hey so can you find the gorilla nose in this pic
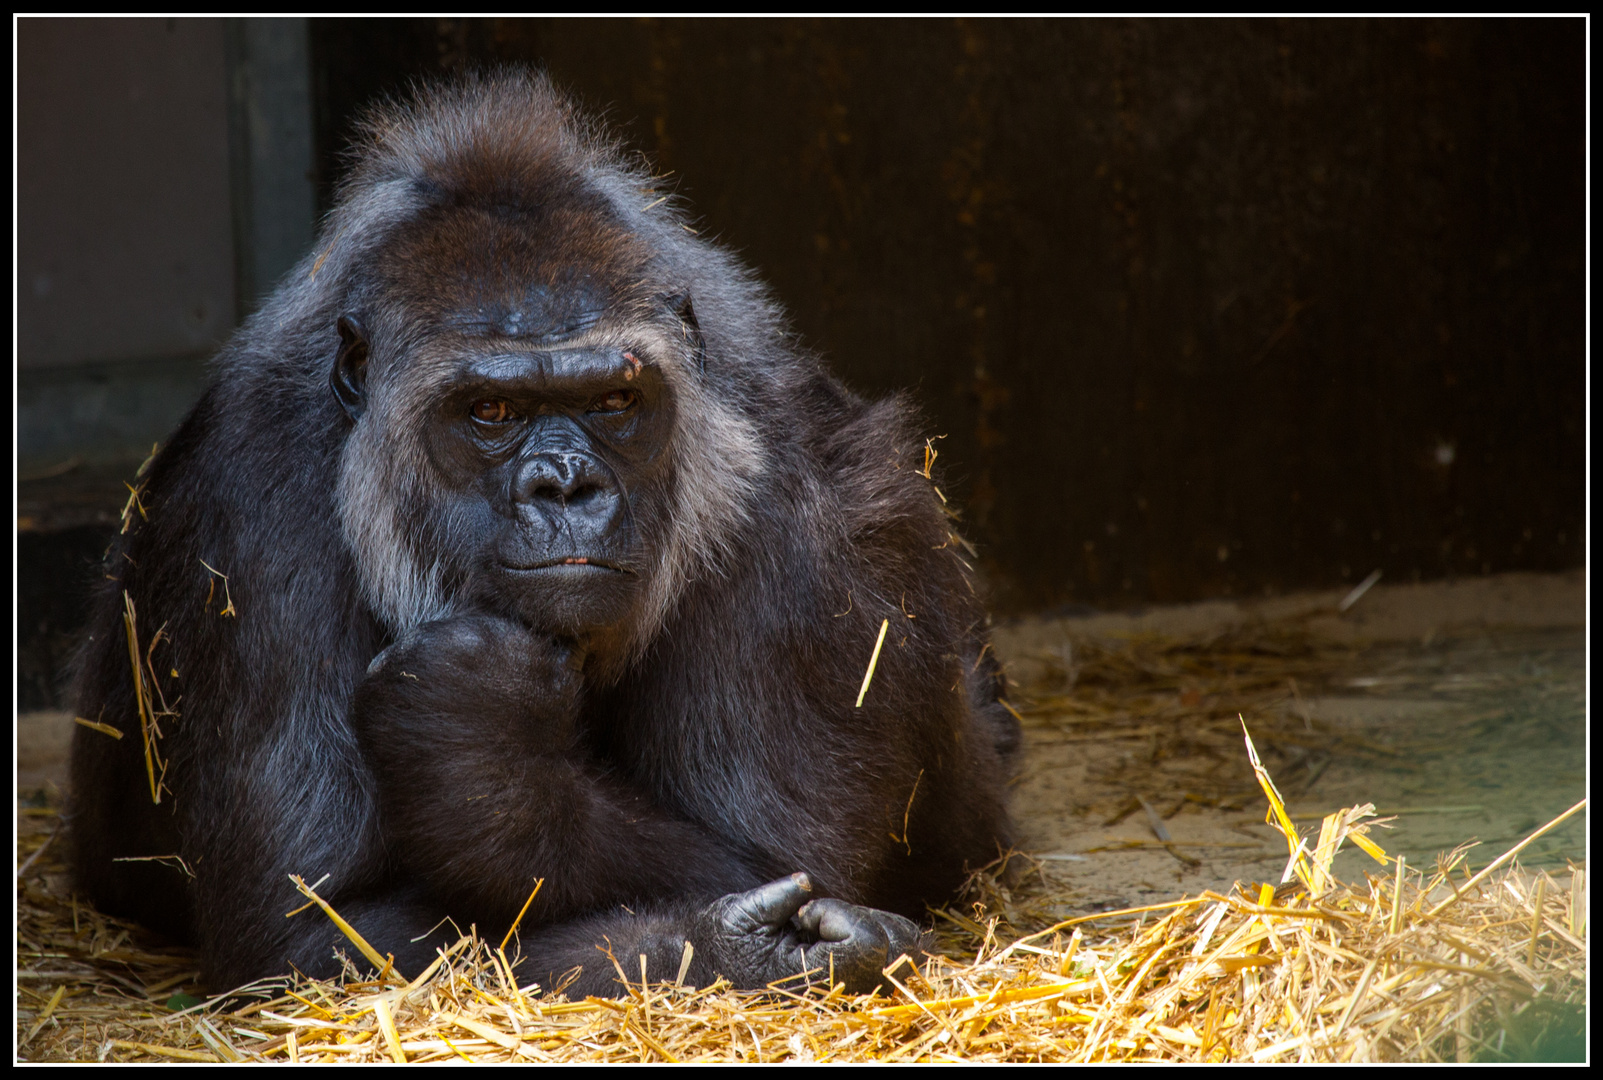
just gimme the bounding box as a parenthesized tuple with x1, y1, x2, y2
(516, 453, 620, 522)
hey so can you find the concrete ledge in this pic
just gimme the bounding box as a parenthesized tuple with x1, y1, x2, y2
(994, 569, 1587, 665)
(18, 355, 211, 472)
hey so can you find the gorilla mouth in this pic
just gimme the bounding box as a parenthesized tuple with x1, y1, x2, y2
(505, 557, 632, 574)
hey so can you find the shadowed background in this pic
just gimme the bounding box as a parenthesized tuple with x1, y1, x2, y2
(17, 18, 1585, 707)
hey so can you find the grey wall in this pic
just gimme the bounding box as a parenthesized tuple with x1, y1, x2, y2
(226, 19, 317, 319)
(17, 17, 315, 472)
(19, 18, 235, 371)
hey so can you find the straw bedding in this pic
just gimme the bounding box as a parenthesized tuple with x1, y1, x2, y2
(16, 627, 1587, 1062)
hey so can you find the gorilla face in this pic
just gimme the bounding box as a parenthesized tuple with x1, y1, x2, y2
(327, 197, 703, 645)
(441, 338, 679, 635)
(334, 311, 681, 640)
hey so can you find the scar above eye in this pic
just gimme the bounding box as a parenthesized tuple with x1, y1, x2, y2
(623, 351, 642, 380)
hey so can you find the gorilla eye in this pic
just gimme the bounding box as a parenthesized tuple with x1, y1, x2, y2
(471, 399, 516, 424)
(592, 389, 637, 414)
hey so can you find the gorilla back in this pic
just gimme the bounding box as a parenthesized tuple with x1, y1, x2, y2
(71, 73, 1019, 996)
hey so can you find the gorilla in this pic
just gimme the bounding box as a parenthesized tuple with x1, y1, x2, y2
(69, 72, 1018, 998)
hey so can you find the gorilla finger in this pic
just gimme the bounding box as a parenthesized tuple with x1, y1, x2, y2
(721, 873, 813, 931)
(431, 614, 538, 659)
(369, 616, 503, 672)
(795, 898, 889, 949)
(800, 939, 900, 995)
(867, 909, 928, 958)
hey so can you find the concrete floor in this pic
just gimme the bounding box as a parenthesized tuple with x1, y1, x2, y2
(993, 569, 1587, 915)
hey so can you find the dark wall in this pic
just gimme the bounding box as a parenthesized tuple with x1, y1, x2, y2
(18, 18, 316, 474)
(19, 18, 234, 369)
(312, 18, 1584, 613)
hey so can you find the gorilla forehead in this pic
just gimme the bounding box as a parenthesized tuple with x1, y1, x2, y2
(379, 194, 656, 343)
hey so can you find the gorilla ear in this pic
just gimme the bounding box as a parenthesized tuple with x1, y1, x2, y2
(664, 293, 706, 377)
(332, 315, 370, 419)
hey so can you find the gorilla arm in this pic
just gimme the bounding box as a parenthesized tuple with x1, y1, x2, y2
(348, 613, 924, 995)
(348, 613, 761, 923)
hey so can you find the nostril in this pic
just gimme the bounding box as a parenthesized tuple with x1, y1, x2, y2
(567, 480, 603, 505)
(516, 453, 614, 509)
(522, 473, 569, 503)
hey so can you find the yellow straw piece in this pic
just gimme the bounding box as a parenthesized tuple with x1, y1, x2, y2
(855, 618, 890, 708)
(21, 984, 66, 1046)
(1241, 718, 1311, 888)
(374, 997, 407, 1063)
(109, 1042, 218, 1062)
(73, 717, 124, 739)
(1425, 798, 1586, 917)
(500, 878, 545, 951)
(287, 874, 402, 982)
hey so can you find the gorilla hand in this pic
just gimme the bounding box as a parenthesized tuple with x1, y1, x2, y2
(354, 612, 584, 755)
(697, 874, 927, 994)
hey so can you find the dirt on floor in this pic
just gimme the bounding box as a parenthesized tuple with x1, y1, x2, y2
(992, 568, 1587, 920)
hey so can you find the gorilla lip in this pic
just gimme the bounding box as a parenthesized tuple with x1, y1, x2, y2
(505, 557, 632, 574)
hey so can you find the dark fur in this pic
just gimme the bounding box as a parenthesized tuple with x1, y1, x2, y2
(69, 73, 1018, 996)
